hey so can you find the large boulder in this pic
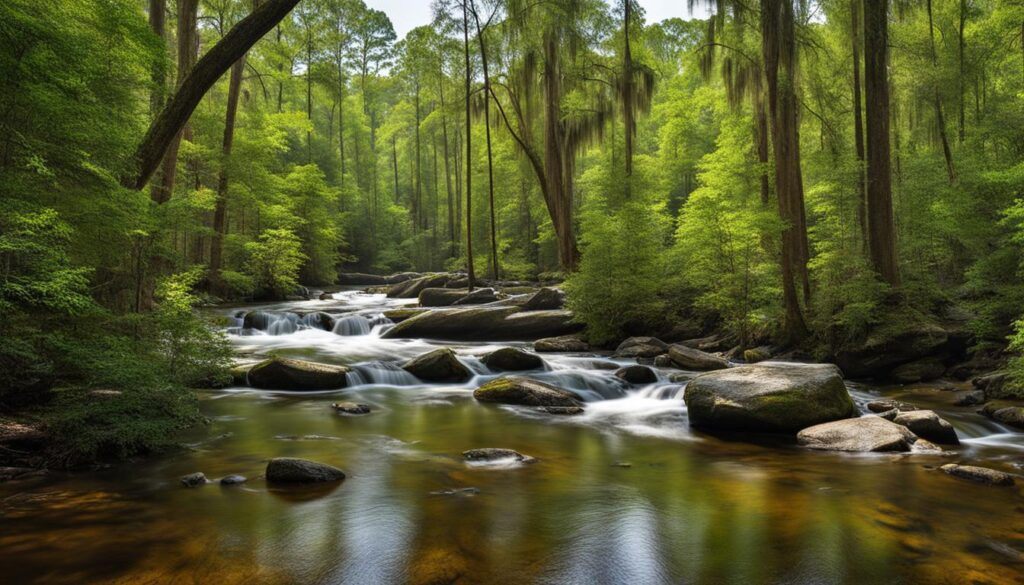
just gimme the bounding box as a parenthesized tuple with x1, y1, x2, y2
(474, 376, 582, 407)
(979, 401, 1024, 429)
(668, 344, 731, 371)
(684, 363, 856, 433)
(453, 288, 499, 306)
(402, 348, 471, 382)
(940, 464, 1015, 486)
(482, 347, 545, 371)
(535, 335, 590, 353)
(893, 410, 959, 444)
(265, 458, 346, 483)
(381, 306, 583, 341)
(418, 287, 469, 307)
(615, 365, 658, 385)
(247, 357, 349, 391)
(614, 337, 668, 359)
(835, 323, 951, 379)
(797, 416, 918, 452)
(890, 357, 946, 384)
(388, 273, 452, 298)
(383, 308, 429, 323)
(522, 287, 564, 311)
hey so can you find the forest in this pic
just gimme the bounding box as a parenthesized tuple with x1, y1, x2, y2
(2, 0, 1024, 583)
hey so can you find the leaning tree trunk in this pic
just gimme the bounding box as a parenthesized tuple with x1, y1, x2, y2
(152, 0, 198, 204)
(542, 35, 579, 273)
(864, 0, 901, 287)
(463, 0, 475, 290)
(125, 0, 302, 191)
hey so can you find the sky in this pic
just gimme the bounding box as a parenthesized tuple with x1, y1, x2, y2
(365, 0, 709, 41)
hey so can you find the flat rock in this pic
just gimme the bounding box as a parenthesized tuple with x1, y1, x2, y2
(537, 406, 584, 415)
(332, 402, 371, 415)
(534, 335, 590, 352)
(797, 417, 918, 452)
(893, 410, 959, 444)
(462, 448, 536, 464)
(474, 376, 582, 407)
(940, 464, 1015, 486)
(614, 337, 668, 359)
(482, 347, 545, 371)
(265, 458, 346, 483)
(388, 273, 452, 298)
(615, 365, 658, 385)
(418, 287, 469, 307)
(219, 475, 247, 486)
(382, 306, 582, 341)
(867, 399, 917, 413)
(452, 287, 498, 305)
(668, 344, 731, 371)
(247, 357, 349, 391)
(402, 348, 471, 382)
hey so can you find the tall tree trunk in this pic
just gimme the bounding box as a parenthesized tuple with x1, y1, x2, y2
(754, 98, 770, 206)
(152, 0, 198, 203)
(415, 81, 423, 230)
(623, 0, 635, 176)
(463, 0, 475, 290)
(209, 47, 248, 289)
(927, 0, 957, 183)
(149, 0, 167, 115)
(958, 0, 966, 144)
(306, 27, 313, 163)
(762, 0, 809, 342)
(864, 0, 901, 287)
(542, 35, 579, 273)
(440, 73, 456, 258)
(471, 2, 499, 280)
(392, 134, 400, 204)
(851, 0, 868, 248)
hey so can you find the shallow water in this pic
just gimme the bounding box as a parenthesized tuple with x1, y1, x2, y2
(2, 290, 1022, 584)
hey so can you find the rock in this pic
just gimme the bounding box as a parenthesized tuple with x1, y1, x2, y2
(430, 487, 480, 496)
(535, 335, 590, 352)
(220, 475, 247, 486)
(797, 417, 918, 452)
(979, 401, 1024, 429)
(388, 273, 452, 298)
(339, 272, 422, 285)
(462, 448, 536, 464)
(382, 306, 583, 341)
(668, 372, 696, 383)
(402, 348, 471, 382)
(614, 337, 669, 359)
(615, 365, 658, 385)
(941, 464, 1015, 486)
(247, 357, 349, 391)
(418, 287, 469, 307)
(474, 376, 582, 407)
(743, 346, 772, 364)
(180, 472, 208, 487)
(835, 323, 951, 379)
(382, 308, 429, 323)
(653, 354, 674, 367)
(590, 360, 620, 370)
(954, 390, 986, 406)
(452, 287, 498, 305)
(911, 439, 943, 452)
(867, 399, 917, 413)
(318, 292, 333, 300)
(229, 364, 252, 386)
(971, 372, 1021, 399)
(537, 406, 584, 415)
(265, 458, 346, 483)
(667, 344, 731, 371)
(332, 402, 371, 415)
(482, 347, 545, 371)
(893, 410, 960, 444)
(890, 357, 946, 383)
(522, 287, 564, 311)
(0, 467, 47, 482)
(684, 363, 856, 433)
(876, 408, 900, 421)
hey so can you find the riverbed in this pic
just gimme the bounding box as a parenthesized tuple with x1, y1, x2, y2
(1, 289, 1021, 584)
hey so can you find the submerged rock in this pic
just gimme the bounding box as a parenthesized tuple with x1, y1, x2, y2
(219, 474, 247, 486)
(954, 390, 986, 406)
(332, 402, 371, 415)
(893, 410, 959, 444)
(482, 347, 545, 371)
(180, 472, 208, 487)
(667, 344, 731, 371)
(382, 306, 582, 341)
(522, 287, 564, 311)
(684, 363, 856, 433)
(535, 335, 590, 353)
(247, 357, 349, 391)
(265, 458, 346, 483)
(615, 365, 658, 385)
(614, 337, 668, 359)
(797, 417, 917, 452)
(474, 376, 582, 407)
(940, 464, 1015, 486)
(462, 448, 536, 464)
(402, 348, 471, 382)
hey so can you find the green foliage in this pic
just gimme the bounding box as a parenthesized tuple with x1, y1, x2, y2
(245, 229, 307, 299)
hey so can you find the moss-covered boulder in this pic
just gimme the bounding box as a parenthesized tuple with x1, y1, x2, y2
(797, 416, 918, 452)
(265, 457, 346, 483)
(893, 410, 959, 444)
(453, 287, 498, 305)
(418, 287, 469, 307)
(383, 308, 429, 323)
(614, 337, 668, 359)
(473, 376, 582, 407)
(979, 401, 1024, 429)
(482, 347, 545, 371)
(535, 335, 590, 353)
(835, 323, 951, 379)
(522, 287, 564, 311)
(381, 306, 582, 341)
(668, 344, 731, 371)
(402, 348, 471, 382)
(684, 363, 855, 433)
(890, 357, 946, 383)
(246, 357, 349, 391)
(387, 273, 452, 298)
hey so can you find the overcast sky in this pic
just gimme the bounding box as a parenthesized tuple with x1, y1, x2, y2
(365, 0, 710, 41)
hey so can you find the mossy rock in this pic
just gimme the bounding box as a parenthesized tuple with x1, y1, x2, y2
(979, 401, 1024, 429)
(402, 348, 471, 382)
(265, 457, 346, 483)
(381, 306, 582, 341)
(482, 347, 545, 371)
(387, 273, 452, 298)
(246, 357, 349, 391)
(534, 335, 590, 353)
(383, 308, 429, 323)
(418, 287, 469, 307)
(473, 376, 582, 407)
(668, 344, 731, 371)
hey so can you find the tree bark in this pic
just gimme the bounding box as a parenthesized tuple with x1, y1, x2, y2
(209, 47, 248, 287)
(439, 71, 456, 258)
(864, 0, 901, 287)
(149, 0, 167, 115)
(958, 0, 966, 144)
(851, 0, 868, 248)
(926, 0, 957, 183)
(543, 35, 579, 273)
(463, 0, 475, 290)
(125, 0, 302, 191)
(151, 0, 198, 203)
(471, 1, 499, 280)
(623, 0, 635, 176)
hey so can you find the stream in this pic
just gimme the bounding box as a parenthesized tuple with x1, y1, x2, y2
(1, 288, 1022, 584)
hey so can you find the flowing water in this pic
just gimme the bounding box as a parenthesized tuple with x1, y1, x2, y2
(1, 289, 1022, 584)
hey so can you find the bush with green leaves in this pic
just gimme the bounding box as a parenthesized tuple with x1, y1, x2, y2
(244, 228, 307, 300)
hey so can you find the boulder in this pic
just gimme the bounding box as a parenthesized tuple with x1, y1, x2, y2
(338, 272, 388, 285)
(452, 288, 498, 305)
(797, 417, 917, 452)
(332, 402, 371, 415)
(537, 406, 584, 415)
(382, 306, 583, 341)
(979, 401, 1024, 429)
(614, 337, 668, 359)
(265, 458, 346, 483)
(835, 323, 951, 379)
(474, 376, 582, 407)
(318, 292, 334, 301)
(247, 357, 349, 391)
(219, 475, 247, 486)
(590, 360, 620, 370)
(668, 344, 731, 371)
(418, 287, 469, 307)
(684, 363, 856, 433)
(867, 399, 917, 413)
(893, 410, 959, 444)
(402, 348, 471, 383)
(743, 346, 772, 364)
(615, 365, 658, 385)
(462, 448, 536, 464)
(535, 335, 590, 353)
(388, 273, 451, 298)
(230, 364, 252, 386)
(522, 287, 564, 311)
(954, 390, 986, 406)
(653, 354, 674, 367)
(180, 472, 208, 487)
(383, 308, 428, 323)
(890, 357, 946, 384)
(940, 464, 1015, 486)
(482, 347, 545, 371)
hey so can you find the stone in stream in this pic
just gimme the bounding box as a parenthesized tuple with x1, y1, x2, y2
(866, 399, 918, 413)
(462, 448, 536, 464)
(418, 287, 468, 307)
(383, 308, 428, 323)
(537, 406, 584, 415)
(978, 401, 1024, 429)
(430, 487, 480, 496)
(265, 458, 346, 483)
(402, 348, 471, 383)
(667, 344, 731, 371)
(940, 464, 1015, 486)
(743, 346, 773, 364)
(834, 323, 952, 379)
(180, 472, 209, 487)
(614, 337, 668, 359)
(684, 363, 856, 433)
(482, 347, 545, 371)
(653, 354, 674, 367)
(246, 357, 349, 391)
(474, 376, 582, 408)
(797, 417, 918, 452)
(230, 364, 253, 386)
(892, 410, 960, 445)
(332, 402, 371, 415)
(890, 357, 947, 384)
(522, 287, 564, 311)
(381, 306, 583, 341)
(452, 288, 498, 305)
(615, 365, 658, 385)
(318, 292, 333, 301)
(387, 273, 452, 298)
(219, 475, 247, 486)
(535, 335, 590, 353)
(954, 390, 986, 406)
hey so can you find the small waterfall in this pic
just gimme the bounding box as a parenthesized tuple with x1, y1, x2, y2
(350, 361, 419, 386)
(333, 314, 372, 336)
(539, 370, 629, 401)
(636, 384, 685, 400)
(368, 314, 395, 336)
